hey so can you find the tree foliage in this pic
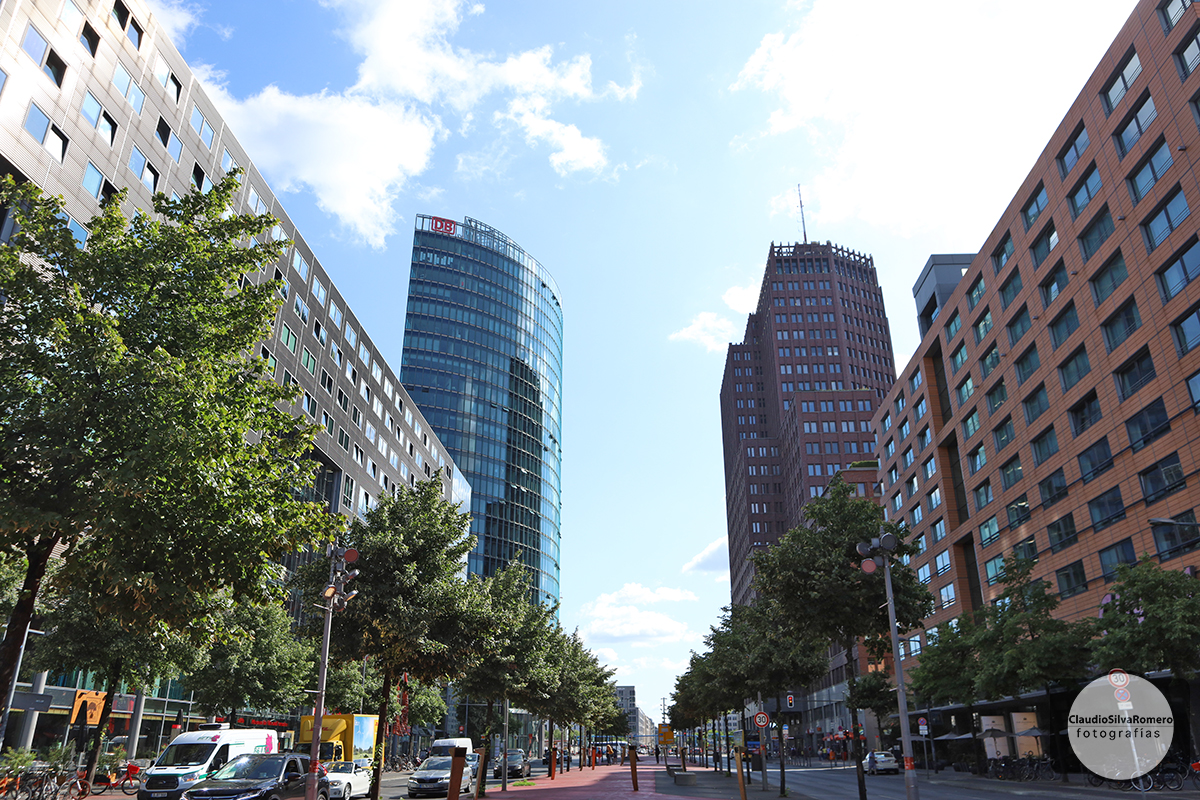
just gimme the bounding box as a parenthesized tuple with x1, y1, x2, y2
(1093, 558, 1200, 682)
(0, 174, 338, 708)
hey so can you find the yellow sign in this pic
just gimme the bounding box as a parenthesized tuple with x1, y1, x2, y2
(657, 724, 674, 745)
(70, 690, 106, 725)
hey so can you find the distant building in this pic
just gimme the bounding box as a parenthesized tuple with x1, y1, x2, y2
(719, 241, 898, 604)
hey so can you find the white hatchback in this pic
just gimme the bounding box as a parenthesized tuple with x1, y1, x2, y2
(326, 761, 372, 798)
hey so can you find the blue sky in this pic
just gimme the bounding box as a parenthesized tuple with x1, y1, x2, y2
(146, 0, 1137, 723)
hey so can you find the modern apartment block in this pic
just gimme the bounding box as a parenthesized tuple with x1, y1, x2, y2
(719, 241, 897, 605)
(877, 0, 1200, 662)
(402, 215, 564, 607)
(0, 0, 464, 751)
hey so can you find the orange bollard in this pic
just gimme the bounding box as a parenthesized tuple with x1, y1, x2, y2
(630, 747, 639, 792)
(549, 747, 556, 780)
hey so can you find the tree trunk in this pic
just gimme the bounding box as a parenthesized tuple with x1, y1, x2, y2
(845, 642, 866, 800)
(85, 664, 122, 783)
(775, 693, 786, 797)
(0, 538, 57, 725)
(368, 668, 393, 800)
(477, 699, 494, 796)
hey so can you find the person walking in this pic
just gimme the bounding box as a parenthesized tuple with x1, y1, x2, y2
(654, 745, 660, 764)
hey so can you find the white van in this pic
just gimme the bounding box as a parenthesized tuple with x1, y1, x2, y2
(428, 738, 473, 757)
(138, 725, 279, 800)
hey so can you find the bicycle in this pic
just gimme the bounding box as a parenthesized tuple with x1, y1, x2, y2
(88, 763, 139, 795)
(57, 770, 89, 800)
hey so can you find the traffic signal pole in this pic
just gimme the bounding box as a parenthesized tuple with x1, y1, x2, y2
(883, 551, 919, 800)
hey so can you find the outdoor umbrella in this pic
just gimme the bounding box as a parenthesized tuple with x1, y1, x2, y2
(1013, 727, 1051, 737)
(980, 728, 1015, 738)
(934, 732, 973, 740)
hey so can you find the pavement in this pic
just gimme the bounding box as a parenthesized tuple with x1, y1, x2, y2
(375, 756, 1200, 800)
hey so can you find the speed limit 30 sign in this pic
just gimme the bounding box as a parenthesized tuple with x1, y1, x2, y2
(754, 712, 770, 728)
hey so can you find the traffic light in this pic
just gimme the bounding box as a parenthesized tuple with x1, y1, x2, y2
(324, 545, 361, 609)
(786, 694, 794, 710)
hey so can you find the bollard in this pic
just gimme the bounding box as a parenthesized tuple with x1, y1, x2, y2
(630, 746, 638, 792)
(446, 748, 466, 799)
(734, 747, 748, 800)
(549, 747, 556, 780)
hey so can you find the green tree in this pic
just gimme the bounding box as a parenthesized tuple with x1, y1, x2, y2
(0, 174, 337, 711)
(294, 479, 485, 800)
(752, 475, 933, 800)
(186, 600, 314, 722)
(845, 670, 895, 740)
(908, 614, 984, 768)
(1093, 558, 1200, 683)
(30, 582, 203, 781)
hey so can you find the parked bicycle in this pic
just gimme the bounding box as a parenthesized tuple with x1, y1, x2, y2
(88, 763, 140, 795)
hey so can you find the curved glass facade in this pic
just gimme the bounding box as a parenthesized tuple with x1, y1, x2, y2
(402, 216, 564, 605)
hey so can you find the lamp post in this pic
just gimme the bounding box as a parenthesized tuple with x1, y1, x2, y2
(856, 532, 919, 800)
(305, 545, 360, 800)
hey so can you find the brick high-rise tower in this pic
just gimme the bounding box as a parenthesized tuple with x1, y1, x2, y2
(720, 241, 897, 604)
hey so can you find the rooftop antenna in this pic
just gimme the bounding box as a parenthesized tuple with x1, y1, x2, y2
(797, 184, 808, 244)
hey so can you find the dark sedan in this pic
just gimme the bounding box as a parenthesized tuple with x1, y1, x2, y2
(491, 750, 530, 779)
(181, 755, 328, 800)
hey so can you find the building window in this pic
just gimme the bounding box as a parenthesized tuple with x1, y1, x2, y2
(1115, 349, 1156, 400)
(1093, 252, 1129, 306)
(1099, 539, 1137, 581)
(1039, 468, 1068, 506)
(1023, 184, 1049, 230)
(974, 480, 993, 510)
(1024, 384, 1049, 424)
(939, 583, 957, 609)
(993, 233, 1015, 272)
(985, 555, 1006, 585)
(1070, 391, 1102, 437)
(156, 117, 183, 162)
(914, 397, 927, 419)
(987, 381, 1008, 415)
(1079, 437, 1114, 483)
(994, 416, 1015, 452)
(22, 25, 66, 87)
(111, 62, 146, 113)
(1015, 345, 1040, 385)
(973, 308, 994, 343)
(980, 515, 1000, 546)
(918, 564, 931, 584)
(968, 275, 986, 310)
(980, 345, 1001, 379)
(1013, 534, 1038, 562)
(1031, 224, 1059, 267)
(1129, 140, 1172, 203)
(951, 344, 968, 373)
(945, 310, 962, 340)
(1008, 305, 1032, 346)
(1144, 189, 1190, 250)
(923, 456, 937, 479)
(1188, 369, 1200, 407)
(910, 505, 924, 526)
(1048, 513, 1078, 553)
(1041, 262, 1069, 306)
(1056, 560, 1088, 598)
(1102, 300, 1141, 352)
(1058, 347, 1091, 392)
(23, 103, 68, 162)
(1007, 494, 1031, 527)
(969, 444, 988, 474)
(1001, 456, 1024, 490)
(1000, 269, 1023, 310)
(963, 409, 981, 439)
(932, 518, 947, 542)
(957, 375, 975, 407)
(1106, 51, 1143, 112)
(1139, 452, 1186, 504)
(191, 104, 216, 148)
(1032, 427, 1059, 465)
(280, 323, 298, 354)
(1050, 303, 1080, 349)
(81, 92, 117, 146)
(1089, 486, 1127, 531)
(934, 550, 951, 576)
(1180, 25, 1200, 76)
(1161, 0, 1193, 31)
(1117, 94, 1157, 157)
(1152, 511, 1200, 560)
(1060, 125, 1091, 175)
(1079, 208, 1115, 261)
(1070, 167, 1103, 217)
(127, 145, 158, 192)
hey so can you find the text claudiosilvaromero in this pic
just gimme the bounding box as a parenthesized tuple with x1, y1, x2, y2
(1068, 714, 1173, 725)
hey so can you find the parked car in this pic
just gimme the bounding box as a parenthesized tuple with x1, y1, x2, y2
(492, 750, 530, 779)
(180, 754, 328, 800)
(863, 751, 900, 775)
(464, 753, 479, 779)
(406, 757, 473, 798)
(325, 762, 371, 799)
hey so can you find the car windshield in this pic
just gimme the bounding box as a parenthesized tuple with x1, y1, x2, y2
(327, 763, 355, 774)
(211, 757, 281, 781)
(156, 743, 217, 767)
(506, 754, 523, 763)
(420, 758, 452, 771)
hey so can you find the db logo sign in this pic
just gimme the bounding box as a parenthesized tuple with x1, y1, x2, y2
(431, 217, 457, 235)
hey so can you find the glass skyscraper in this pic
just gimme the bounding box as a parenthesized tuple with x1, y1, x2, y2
(402, 215, 564, 606)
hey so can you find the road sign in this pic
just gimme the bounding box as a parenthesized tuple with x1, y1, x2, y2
(754, 711, 769, 728)
(11, 692, 51, 712)
(918, 716, 928, 736)
(786, 694, 794, 709)
(657, 724, 674, 745)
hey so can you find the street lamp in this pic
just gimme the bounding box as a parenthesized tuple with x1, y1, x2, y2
(305, 545, 359, 800)
(856, 532, 919, 800)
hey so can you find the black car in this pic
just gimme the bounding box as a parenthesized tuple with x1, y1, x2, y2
(491, 750, 530, 779)
(182, 755, 329, 800)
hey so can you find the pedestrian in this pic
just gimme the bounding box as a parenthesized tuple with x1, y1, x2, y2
(654, 745, 660, 764)
(606, 745, 614, 765)
(867, 750, 876, 775)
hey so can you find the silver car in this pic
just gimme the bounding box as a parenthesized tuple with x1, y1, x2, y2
(406, 757, 473, 798)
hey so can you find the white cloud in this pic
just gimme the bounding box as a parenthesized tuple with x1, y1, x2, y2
(144, 0, 212, 46)
(578, 583, 699, 647)
(682, 537, 728, 574)
(722, 282, 759, 314)
(669, 312, 735, 352)
(732, 0, 1134, 243)
(184, 0, 636, 246)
